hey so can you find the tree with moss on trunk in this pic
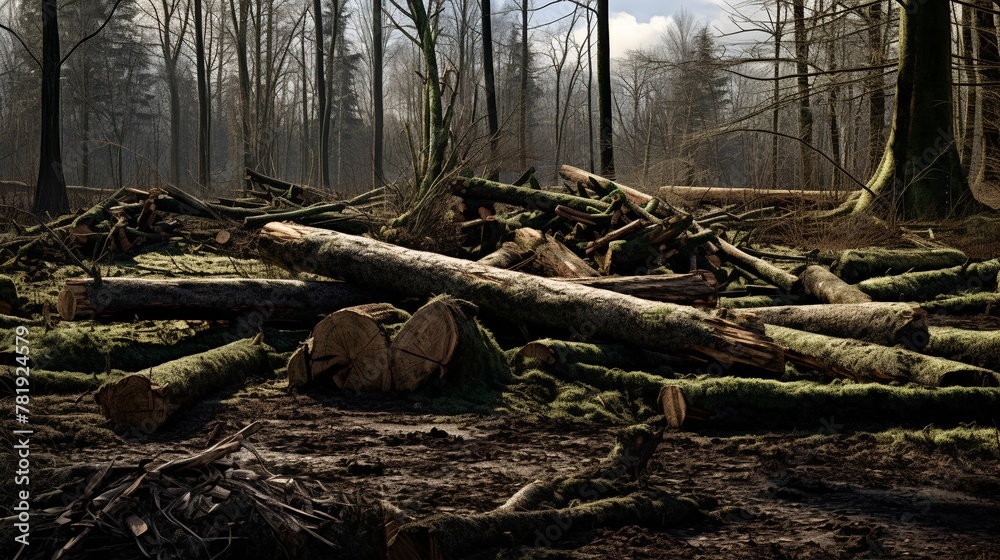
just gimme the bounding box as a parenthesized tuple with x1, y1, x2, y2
(853, 0, 987, 219)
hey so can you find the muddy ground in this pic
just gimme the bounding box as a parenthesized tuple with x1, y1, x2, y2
(3, 381, 998, 559)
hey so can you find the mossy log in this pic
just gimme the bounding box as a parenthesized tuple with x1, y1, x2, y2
(289, 303, 410, 391)
(512, 228, 599, 277)
(661, 377, 1000, 429)
(0, 369, 123, 394)
(657, 185, 851, 207)
(387, 490, 705, 560)
(57, 278, 382, 322)
(719, 294, 806, 309)
(558, 165, 664, 209)
(451, 176, 611, 214)
(390, 297, 511, 391)
(832, 247, 968, 283)
(515, 339, 683, 374)
(716, 238, 798, 292)
(741, 302, 927, 349)
(765, 325, 998, 387)
(796, 265, 872, 304)
(476, 242, 531, 269)
(95, 337, 273, 431)
(856, 259, 1000, 301)
(920, 292, 1000, 315)
(242, 202, 347, 227)
(558, 272, 718, 306)
(925, 326, 1000, 373)
(258, 223, 785, 373)
(0, 275, 17, 314)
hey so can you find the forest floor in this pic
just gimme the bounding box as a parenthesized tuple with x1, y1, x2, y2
(13, 386, 1000, 559)
(2, 188, 1000, 559)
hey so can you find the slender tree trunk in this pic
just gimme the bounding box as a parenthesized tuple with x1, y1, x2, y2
(520, 0, 528, 169)
(373, 0, 384, 186)
(792, 0, 813, 187)
(867, 0, 886, 172)
(597, 0, 614, 178)
(976, 0, 1000, 183)
(195, 0, 210, 188)
(855, 0, 983, 219)
(771, 0, 781, 189)
(313, 0, 329, 188)
(300, 24, 310, 181)
(80, 70, 90, 187)
(482, 0, 499, 180)
(230, 0, 252, 172)
(586, 3, 595, 173)
(33, 0, 69, 217)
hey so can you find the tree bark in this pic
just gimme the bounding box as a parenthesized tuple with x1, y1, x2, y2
(512, 228, 599, 278)
(95, 337, 273, 431)
(452, 176, 611, 213)
(194, 0, 210, 188)
(792, 0, 813, 187)
(373, 0, 384, 186)
(559, 272, 718, 306)
(976, 0, 1000, 183)
(482, 0, 499, 180)
(739, 302, 928, 349)
(925, 326, 1000, 373)
(57, 277, 382, 322)
(796, 265, 872, 304)
(831, 247, 968, 283)
(856, 259, 1000, 301)
(765, 324, 998, 387)
(258, 223, 785, 372)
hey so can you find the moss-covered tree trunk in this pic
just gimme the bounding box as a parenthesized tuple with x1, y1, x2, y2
(855, 0, 983, 219)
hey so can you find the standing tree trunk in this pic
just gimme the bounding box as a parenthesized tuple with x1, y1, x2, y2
(482, 0, 499, 180)
(771, 0, 781, 188)
(976, 0, 1000, 184)
(960, 4, 977, 171)
(596, 0, 615, 178)
(792, 0, 813, 187)
(855, 0, 984, 219)
(867, 0, 886, 172)
(314, 0, 329, 188)
(585, 3, 595, 172)
(229, 0, 253, 173)
(34, 0, 69, 217)
(519, 0, 529, 170)
(194, 0, 210, 189)
(373, 0, 384, 186)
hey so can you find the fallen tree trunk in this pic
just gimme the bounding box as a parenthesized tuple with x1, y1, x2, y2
(832, 247, 968, 283)
(95, 337, 273, 431)
(657, 185, 851, 207)
(289, 303, 410, 391)
(716, 237, 798, 292)
(921, 292, 1000, 315)
(924, 326, 1000, 373)
(57, 278, 382, 322)
(741, 302, 927, 349)
(512, 228, 599, 277)
(660, 377, 1000, 429)
(765, 325, 998, 387)
(796, 265, 872, 304)
(451, 176, 611, 213)
(857, 259, 1000, 301)
(387, 490, 705, 560)
(559, 272, 718, 306)
(515, 338, 684, 374)
(259, 223, 785, 373)
(476, 242, 531, 269)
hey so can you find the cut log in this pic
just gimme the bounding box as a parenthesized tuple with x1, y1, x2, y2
(0, 369, 121, 394)
(559, 272, 718, 306)
(390, 297, 510, 391)
(657, 185, 851, 207)
(57, 278, 382, 322)
(796, 265, 872, 304)
(95, 337, 272, 432)
(857, 259, 1000, 301)
(559, 165, 659, 209)
(511, 227, 599, 277)
(475, 242, 531, 269)
(719, 294, 807, 309)
(765, 324, 998, 387)
(924, 326, 1000, 373)
(451, 176, 611, 213)
(297, 303, 410, 391)
(716, 237, 798, 292)
(258, 223, 786, 373)
(832, 247, 968, 283)
(740, 302, 928, 349)
(921, 292, 1000, 315)
(661, 377, 1000, 429)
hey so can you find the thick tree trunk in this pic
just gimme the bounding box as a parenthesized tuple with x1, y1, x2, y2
(796, 265, 872, 304)
(740, 302, 928, 349)
(793, 0, 813, 187)
(482, 0, 499, 181)
(867, 0, 886, 172)
(559, 273, 718, 306)
(259, 223, 785, 372)
(95, 337, 273, 431)
(765, 325, 998, 387)
(516, 338, 683, 373)
(57, 277, 382, 322)
(656, 185, 851, 207)
(925, 326, 1000, 373)
(373, 0, 384, 186)
(976, 0, 1000, 183)
(831, 247, 968, 283)
(195, 0, 211, 188)
(856, 259, 1000, 301)
(855, 0, 984, 218)
(33, 0, 69, 217)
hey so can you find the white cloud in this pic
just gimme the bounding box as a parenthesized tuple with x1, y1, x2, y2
(608, 13, 671, 58)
